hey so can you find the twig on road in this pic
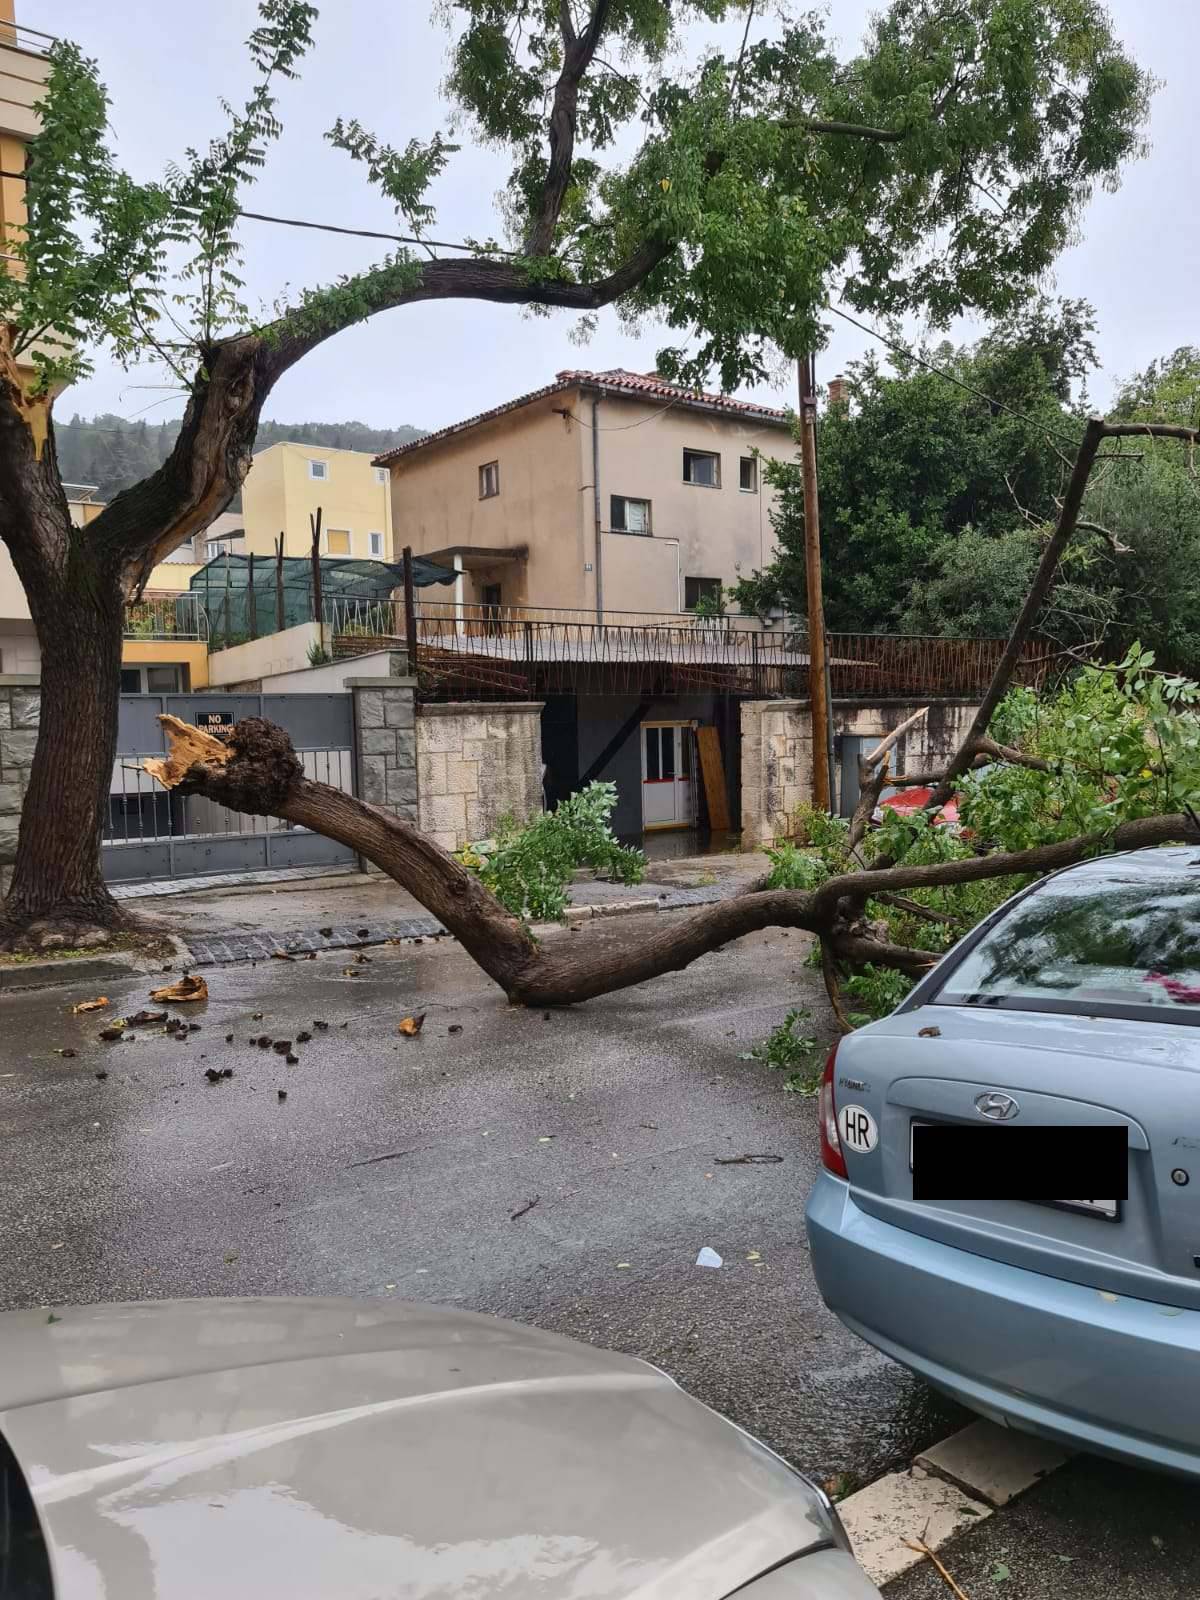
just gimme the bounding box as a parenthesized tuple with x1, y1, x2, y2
(903, 1538, 972, 1600)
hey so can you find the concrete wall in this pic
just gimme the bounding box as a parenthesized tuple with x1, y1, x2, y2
(0, 675, 38, 892)
(258, 648, 409, 694)
(207, 621, 323, 686)
(241, 443, 393, 561)
(416, 701, 544, 851)
(740, 698, 980, 845)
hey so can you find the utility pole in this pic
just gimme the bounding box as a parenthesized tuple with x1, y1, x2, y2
(797, 352, 833, 811)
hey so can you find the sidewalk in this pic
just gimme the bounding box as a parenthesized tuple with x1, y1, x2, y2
(883, 1453, 1198, 1599)
(135, 848, 766, 967)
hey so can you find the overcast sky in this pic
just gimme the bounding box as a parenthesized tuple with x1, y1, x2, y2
(41, 0, 1196, 432)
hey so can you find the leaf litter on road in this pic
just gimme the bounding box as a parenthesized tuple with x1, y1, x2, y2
(150, 975, 208, 1003)
(397, 1013, 426, 1037)
(71, 997, 109, 1013)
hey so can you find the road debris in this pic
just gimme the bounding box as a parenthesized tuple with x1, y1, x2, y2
(272, 950, 295, 961)
(97, 1025, 128, 1042)
(71, 997, 109, 1014)
(918, 1026, 943, 1038)
(272, 1040, 293, 1055)
(318, 927, 333, 937)
(341, 967, 362, 978)
(277, 1089, 288, 1102)
(313, 1019, 329, 1030)
(150, 974, 208, 1003)
(296, 1030, 312, 1043)
(286, 1053, 299, 1065)
(695, 1247, 723, 1268)
(94, 1070, 108, 1081)
(902, 1539, 972, 1600)
(447, 1024, 463, 1034)
(713, 1153, 783, 1165)
(397, 1013, 426, 1037)
(356, 927, 369, 938)
(54, 1048, 77, 1058)
(510, 1196, 540, 1221)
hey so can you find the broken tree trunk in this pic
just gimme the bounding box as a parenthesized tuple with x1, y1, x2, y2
(145, 714, 1200, 1007)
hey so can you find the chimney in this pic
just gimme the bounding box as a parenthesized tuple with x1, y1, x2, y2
(826, 374, 849, 412)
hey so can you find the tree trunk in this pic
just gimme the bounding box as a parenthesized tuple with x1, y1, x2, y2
(0, 557, 129, 947)
(146, 715, 1200, 1007)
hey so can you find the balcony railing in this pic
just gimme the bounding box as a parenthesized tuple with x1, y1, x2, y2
(123, 594, 209, 643)
(325, 596, 1051, 701)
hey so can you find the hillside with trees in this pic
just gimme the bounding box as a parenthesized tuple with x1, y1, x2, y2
(55, 415, 427, 506)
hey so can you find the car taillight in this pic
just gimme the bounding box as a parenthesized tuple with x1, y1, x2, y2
(819, 1043, 848, 1178)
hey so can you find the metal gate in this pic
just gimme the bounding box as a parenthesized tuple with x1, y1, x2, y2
(103, 693, 357, 884)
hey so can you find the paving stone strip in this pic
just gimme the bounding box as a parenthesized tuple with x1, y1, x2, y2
(182, 885, 727, 967)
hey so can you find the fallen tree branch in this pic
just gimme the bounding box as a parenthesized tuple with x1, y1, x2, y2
(865, 706, 929, 768)
(145, 716, 1200, 1006)
(873, 891, 964, 925)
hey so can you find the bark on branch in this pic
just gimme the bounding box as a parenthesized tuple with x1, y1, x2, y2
(145, 715, 1200, 1008)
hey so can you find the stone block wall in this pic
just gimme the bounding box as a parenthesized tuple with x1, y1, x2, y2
(0, 677, 40, 893)
(348, 676, 418, 826)
(740, 697, 979, 845)
(416, 701, 544, 851)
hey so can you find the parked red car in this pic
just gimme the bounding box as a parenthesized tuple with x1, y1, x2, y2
(875, 786, 961, 828)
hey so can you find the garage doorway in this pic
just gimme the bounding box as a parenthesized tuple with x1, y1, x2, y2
(641, 721, 694, 830)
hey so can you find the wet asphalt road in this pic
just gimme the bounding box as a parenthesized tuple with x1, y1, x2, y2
(0, 915, 964, 1484)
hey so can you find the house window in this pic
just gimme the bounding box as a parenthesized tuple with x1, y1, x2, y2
(326, 528, 352, 556)
(739, 456, 758, 493)
(374, 467, 388, 485)
(683, 448, 720, 487)
(146, 665, 182, 693)
(368, 531, 384, 557)
(610, 495, 651, 534)
(119, 667, 141, 693)
(479, 460, 500, 499)
(685, 576, 723, 611)
(308, 459, 328, 480)
(205, 540, 224, 560)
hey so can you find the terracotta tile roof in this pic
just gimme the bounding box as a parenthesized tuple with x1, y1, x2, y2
(373, 368, 791, 466)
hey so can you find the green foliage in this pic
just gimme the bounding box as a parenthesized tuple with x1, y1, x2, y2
(463, 782, 645, 923)
(10, 0, 1152, 407)
(740, 1008, 822, 1094)
(306, 640, 332, 666)
(842, 966, 914, 1028)
(962, 646, 1200, 850)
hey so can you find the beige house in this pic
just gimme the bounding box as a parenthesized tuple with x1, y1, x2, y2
(238, 442, 394, 563)
(376, 369, 796, 619)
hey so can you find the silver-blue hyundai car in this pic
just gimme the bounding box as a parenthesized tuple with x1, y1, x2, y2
(806, 846, 1200, 1478)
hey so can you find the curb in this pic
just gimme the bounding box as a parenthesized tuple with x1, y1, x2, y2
(836, 1420, 1072, 1589)
(0, 936, 196, 994)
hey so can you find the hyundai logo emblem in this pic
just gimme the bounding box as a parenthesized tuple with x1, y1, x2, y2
(975, 1091, 1020, 1121)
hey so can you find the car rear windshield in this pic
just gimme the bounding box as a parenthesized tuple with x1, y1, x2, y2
(932, 871, 1200, 1024)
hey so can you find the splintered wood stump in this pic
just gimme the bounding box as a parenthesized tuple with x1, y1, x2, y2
(143, 715, 235, 789)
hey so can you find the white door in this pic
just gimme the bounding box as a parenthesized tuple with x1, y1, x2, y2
(641, 723, 692, 830)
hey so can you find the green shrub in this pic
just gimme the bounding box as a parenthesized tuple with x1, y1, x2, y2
(463, 781, 645, 923)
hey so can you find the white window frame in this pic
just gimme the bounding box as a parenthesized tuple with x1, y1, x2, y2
(308, 459, 329, 481)
(368, 531, 385, 557)
(739, 455, 758, 493)
(205, 540, 223, 560)
(683, 448, 721, 488)
(479, 460, 500, 499)
(374, 466, 388, 485)
(610, 494, 652, 535)
(325, 527, 353, 557)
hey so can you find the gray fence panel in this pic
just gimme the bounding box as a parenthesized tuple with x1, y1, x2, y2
(104, 691, 358, 886)
(263, 694, 353, 747)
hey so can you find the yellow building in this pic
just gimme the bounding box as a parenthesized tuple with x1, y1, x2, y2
(240, 442, 394, 562)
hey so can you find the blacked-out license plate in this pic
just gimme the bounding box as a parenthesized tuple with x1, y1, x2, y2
(909, 1121, 1122, 1219)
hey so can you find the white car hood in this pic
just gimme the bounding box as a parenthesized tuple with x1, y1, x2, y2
(0, 1298, 834, 1599)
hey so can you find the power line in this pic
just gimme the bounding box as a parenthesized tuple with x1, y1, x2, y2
(826, 301, 1087, 451)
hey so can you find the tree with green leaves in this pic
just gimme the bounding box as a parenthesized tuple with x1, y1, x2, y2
(0, 0, 1154, 947)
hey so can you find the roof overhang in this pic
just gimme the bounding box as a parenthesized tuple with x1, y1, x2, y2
(427, 545, 528, 571)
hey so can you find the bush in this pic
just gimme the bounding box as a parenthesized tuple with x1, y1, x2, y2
(462, 781, 645, 923)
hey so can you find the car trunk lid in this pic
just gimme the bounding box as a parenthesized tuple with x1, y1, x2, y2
(837, 1006, 1200, 1308)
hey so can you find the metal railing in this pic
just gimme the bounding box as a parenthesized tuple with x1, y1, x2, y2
(123, 594, 210, 643)
(0, 23, 56, 55)
(323, 596, 1051, 701)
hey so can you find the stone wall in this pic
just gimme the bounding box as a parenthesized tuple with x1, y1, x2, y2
(416, 701, 544, 851)
(348, 677, 418, 826)
(740, 697, 979, 845)
(0, 676, 40, 893)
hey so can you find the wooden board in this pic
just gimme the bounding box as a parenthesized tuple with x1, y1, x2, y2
(695, 726, 731, 831)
